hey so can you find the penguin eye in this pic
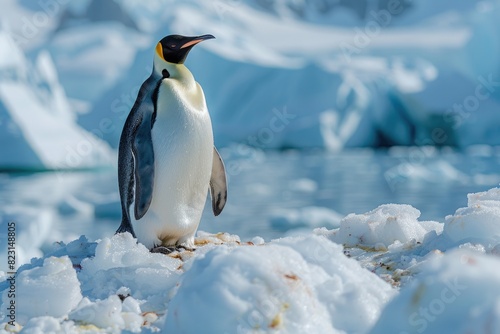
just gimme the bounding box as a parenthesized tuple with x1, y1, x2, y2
(170, 44, 177, 49)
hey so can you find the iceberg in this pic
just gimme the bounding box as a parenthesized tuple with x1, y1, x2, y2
(3, 1, 500, 150)
(0, 27, 113, 170)
(68, 0, 500, 150)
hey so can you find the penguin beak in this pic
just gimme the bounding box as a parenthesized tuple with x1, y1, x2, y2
(156, 34, 215, 64)
(180, 34, 215, 49)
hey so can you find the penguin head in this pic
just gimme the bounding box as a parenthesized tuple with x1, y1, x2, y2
(155, 34, 215, 65)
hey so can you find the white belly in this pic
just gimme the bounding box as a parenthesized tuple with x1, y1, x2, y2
(131, 81, 213, 249)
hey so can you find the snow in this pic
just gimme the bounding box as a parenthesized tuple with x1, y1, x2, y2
(76, 233, 182, 318)
(20, 317, 74, 334)
(4, 187, 500, 332)
(4, 256, 82, 325)
(165, 235, 393, 333)
(0, 232, 394, 333)
(330, 204, 442, 249)
(370, 249, 500, 334)
(69, 295, 143, 332)
(443, 187, 500, 245)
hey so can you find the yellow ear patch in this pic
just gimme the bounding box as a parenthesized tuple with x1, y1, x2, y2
(156, 42, 164, 60)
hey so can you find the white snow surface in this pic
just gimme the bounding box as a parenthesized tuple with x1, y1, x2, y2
(3, 187, 500, 333)
(8, 256, 83, 325)
(444, 187, 500, 245)
(0, 232, 394, 333)
(165, 235, 393, 333)
(330, 204, 442, 248)
(370, 249, 500, 334)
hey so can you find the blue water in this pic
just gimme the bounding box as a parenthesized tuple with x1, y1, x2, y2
(1, 148, 499, 245)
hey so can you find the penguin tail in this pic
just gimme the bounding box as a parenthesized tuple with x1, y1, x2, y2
(115, 220, 137, 238)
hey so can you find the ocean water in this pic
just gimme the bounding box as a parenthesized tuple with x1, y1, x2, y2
(1, 147, 500, 248)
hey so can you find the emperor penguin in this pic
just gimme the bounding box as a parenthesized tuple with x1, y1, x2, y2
(116, 34, 227, 253)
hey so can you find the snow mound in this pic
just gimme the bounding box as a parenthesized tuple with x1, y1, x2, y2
(164, 235, 395, 333)
(7, 186, 500, 332)
(371, 249, 500, 334)
(330, 204, 442, 248)
(18, 316, 76, 334)
(69, 295, 143, 332)
(4, 256, 82, 325)
(0, 233, 395, 333)
(78, 232, 182, 313)
(444, 187, 500, 245)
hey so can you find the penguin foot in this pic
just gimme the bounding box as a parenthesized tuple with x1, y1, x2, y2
(150, 246, 177, 254)
(150, 245, 195, 254)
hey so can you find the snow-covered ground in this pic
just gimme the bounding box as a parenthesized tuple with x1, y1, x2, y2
(2, 186, 500, 333)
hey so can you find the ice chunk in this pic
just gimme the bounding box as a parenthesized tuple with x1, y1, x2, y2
(78, 233, 182, 312)
(6, 256, 82, 325)
(81, 232, 180, 273)
(164, 235, 394, 333)
(444, 188, 500, 244)
(20, 316, 77, 334)
(69, 295, 128, 329)
(0, 28, 113, 170)
(467, 187, 500, 204)
(371, 249, 500, 333)
(331, 204, 441, 248)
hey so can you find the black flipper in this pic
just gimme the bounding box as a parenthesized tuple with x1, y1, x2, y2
(117, 73, 160, 234)
(132, 105, 156, 220)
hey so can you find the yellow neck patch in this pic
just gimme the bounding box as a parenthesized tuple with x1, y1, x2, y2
(156, 42, 164, 60)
